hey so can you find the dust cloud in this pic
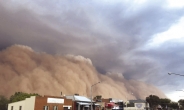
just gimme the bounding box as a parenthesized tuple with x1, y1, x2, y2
(0, 45, 166, 100)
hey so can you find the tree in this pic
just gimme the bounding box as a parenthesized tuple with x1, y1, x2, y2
(9, 92, 40, 103)
(178, 99, 184, 109)
(0, 95, 9, 110)
(146, 95, 160, 110)
(169, 102, 179, 109)
(159, 98, 171, 109)
(93, 95, 102, 102)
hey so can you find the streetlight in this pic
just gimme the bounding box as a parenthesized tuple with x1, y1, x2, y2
(91, 82, 101, 110)
(168, 72, 184, 76)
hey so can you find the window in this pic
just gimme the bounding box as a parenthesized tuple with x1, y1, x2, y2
(53, 106, 58, 110)
(43, 106, 49, 110)
(19, 106, 22, 110)
(63, 106, 71, 110)
(64, 107, 69, 110)
(11, 106, 13, 110)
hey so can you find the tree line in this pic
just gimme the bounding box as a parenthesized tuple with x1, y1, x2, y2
(146, 95, 184, 110)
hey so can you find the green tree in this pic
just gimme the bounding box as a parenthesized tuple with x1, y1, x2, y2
(0, 95, 9, 110)
(93, 95, 102, 102)
(9, 92, 40, 103)
(169, 102, 179, 109)
(146, 95, 160, 110)
(178, 99, 184, 109)
(159, 98, 171, 109)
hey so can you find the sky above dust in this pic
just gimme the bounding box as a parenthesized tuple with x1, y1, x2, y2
(0, 0, 184, 102)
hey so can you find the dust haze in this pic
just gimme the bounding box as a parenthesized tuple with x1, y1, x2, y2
(0, 45, 165, 100)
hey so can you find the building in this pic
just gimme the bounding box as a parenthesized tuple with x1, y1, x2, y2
(65, 95, 92, 110)
(8, 94, 97, 110)
(8, 94, 126, 110)
(102, 98, 124, 110)
(124, 99, 149, 110)
(8, 95, 73, 110)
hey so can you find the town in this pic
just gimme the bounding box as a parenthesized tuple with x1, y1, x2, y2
(0, 91, 183, 110)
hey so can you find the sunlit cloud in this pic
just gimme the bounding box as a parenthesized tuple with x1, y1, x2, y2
(166, 90, 184, 102)
(147, 17, 184, 47)
(167, 0, 184, 8)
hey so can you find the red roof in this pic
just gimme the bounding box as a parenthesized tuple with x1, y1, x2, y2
(105, 102, 115, 108)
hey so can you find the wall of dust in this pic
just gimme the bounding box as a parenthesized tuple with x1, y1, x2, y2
(0, 45, 166, 100)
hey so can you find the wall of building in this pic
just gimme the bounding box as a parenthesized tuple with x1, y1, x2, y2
(124, 103, 147, 110)
(102, 99, 110, 103)
(8, 96, 36, 110)
(8, 100, 25, 110)
(34, 96, 73, 110)
(25, 96, 36, 110)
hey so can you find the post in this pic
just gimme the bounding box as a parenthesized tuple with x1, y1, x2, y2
(125, 96, 127, 108)
(91, 86, 93, 110)
(91, 82, 101, 110)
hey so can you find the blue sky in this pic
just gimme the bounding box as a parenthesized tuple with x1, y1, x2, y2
(0, 0, 184, 101)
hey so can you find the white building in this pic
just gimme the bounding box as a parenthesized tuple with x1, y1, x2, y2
(8, 96, 36, 110)
(124, 99, 149, 110)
